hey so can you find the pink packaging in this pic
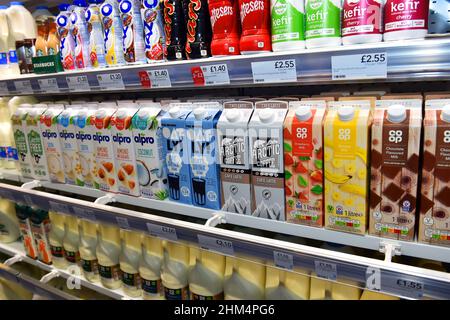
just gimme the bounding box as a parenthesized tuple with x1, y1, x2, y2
(342, 0, 383, 45)
(383, 0, 428, 41)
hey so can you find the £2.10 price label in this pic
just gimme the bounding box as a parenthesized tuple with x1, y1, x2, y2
(66, 75, 91, 92)
(97, 72, 125, 90)
(198, 234, 234, 256)
(148, 69, 172, 88)
(38, 78, 60, 93)
(251, 59, 297, 84)
(14, 80, 33, 94)
(332, 52, 387, 80)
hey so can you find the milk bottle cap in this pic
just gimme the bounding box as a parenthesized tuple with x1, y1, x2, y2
(442, 105, 450, 123)
(169, 106, 181, 118)
(259, 109, 274, 123)
(337, 106, 355, 121)
(295, 106, 312, 121)
(387, 104, 407, 123)
(193, 108, 206, 120)
(226, 109, 240, 122)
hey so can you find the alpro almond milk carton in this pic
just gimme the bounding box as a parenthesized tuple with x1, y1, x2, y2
(419, 99, 450, 246)
(369, 99, 422, 241)
(218, 101, 254, 215)
(12, 105, 33, 179)
(324, 102, 371, 235)
(249, 100, 289, 221)
(284, 101, 325, 227)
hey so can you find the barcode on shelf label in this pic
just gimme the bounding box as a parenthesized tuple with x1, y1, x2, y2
(14, 80, 33, 94)
(198, 234, 234, 256)
(148, 69, 172, 88)
(273, 251, 294, 270)
(332, 52, 387, 80)
(48, 201, 71, 214)
(38, 78, 59, 93)
(0, 81, 9, 94)
(315, 260, 337, 281)
(73, 207, 97, 221)
(200, 64, 230, 86)
(251, 59, 297, 84)
(97, 72, 125, 90)
(116, 216, 130, 230)
(66, 75, 91, 92)
(146, 223, 178, 241)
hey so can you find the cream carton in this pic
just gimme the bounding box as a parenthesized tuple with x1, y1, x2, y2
(283, 101, 325, 227)
(11, 105, 33, 179)
(324, 102, 371, 235)
(369, 100, 422, 241)
(110, 104, 141, 196)
(217, 101, 254, 214)
(249, 100, 289, 220)
(419, 99, 450, 246)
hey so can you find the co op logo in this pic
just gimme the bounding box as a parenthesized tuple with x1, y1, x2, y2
(444, 130, 450, 143)
(338, 128, 351, 141)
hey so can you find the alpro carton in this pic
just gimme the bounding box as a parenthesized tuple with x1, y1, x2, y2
(249, 100, 289, 221)
(131, 103, 168, 200)
(284, 101, 325, 227)
(11, 105, 34, 179)
(185, 103, 223, 210)
(369, 99, 423, 241)
(324, 102, 371, 235)
(161, 103, 193, 204)
(419, 99, 450, 246)
(217, 101, 254, 214)
(111, 104, 141, 196)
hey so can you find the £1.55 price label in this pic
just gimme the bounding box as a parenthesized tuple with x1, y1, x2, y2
(148, 69, 172, 88)
(66, 75, 91, 92)
(382, 276, 424, 299)
(14, 80, 33, 94)
(251, 59, 297, 84)
(97, 72, 125, 90)
(198, 234, 234, 256)
(38, 78, 60, 93)
(332, 52, 387, 80)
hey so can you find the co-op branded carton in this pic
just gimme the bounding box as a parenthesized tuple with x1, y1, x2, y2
(11, 105, 34, 179)
(218, 101, 254, 214)
(185, 103, 223, 210)
(249, 100, 289, 221)
(324, 101, 371, 235)
(161, 103, 193, 204)
(111, 104, 140, 196)
(369, 99, 422, 241)
(419, 99, 450, 246)
(284, 101, 326, 227)
(131, 102, 168, 200)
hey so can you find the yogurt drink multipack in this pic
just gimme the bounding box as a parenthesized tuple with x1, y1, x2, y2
(218, 101, 254, 214)
(249, 100, 289, 220)
(11, 105, 33, 178)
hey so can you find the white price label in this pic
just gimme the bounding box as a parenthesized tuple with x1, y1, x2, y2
(148, 69, 172, 88)
(198, 234, 234, 256)
(66, 75, 91, 92)
(273, 251, 294, 270)
(388, 278, 424, 299)
(0, 81, 9, 95)
(332, 52, 387, 80)
(49, 201, 71, 214)
(146, 223, 178, 241)
(38, 78, 60, 93)
(314, 260, 337, 281)
(201, 64, 230, 85)
(73, 207, 97, 221)
(116, 216, 130, 230)
(14, 80, 33, 94)
(97, 72, 125, 90)
(251, 59, 297, 84)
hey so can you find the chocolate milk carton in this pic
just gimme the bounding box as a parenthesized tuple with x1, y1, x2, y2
(161, 103, 193, 204)
(369, 99, 422, 241)
(249, 100, 289, 221)
(284, 101, 326, 227)
(324, 102, 371, 235)
(217, 101, 254, 214)
(419, 99, 450, 246)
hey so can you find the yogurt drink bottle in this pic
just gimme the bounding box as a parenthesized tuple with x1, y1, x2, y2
(141, 0, 166, 61)
(119, 0, 146, 63)
(85, 0, 107, 67)
(100, 0, 126, 66)
(139, 236, 164, 300)
(305, 0, 342, 48)
(342, 0, 383, 45)
(79, 219, 100, 282)
(271, 0, 306, 51)
(70, 0, 92, 69)
(57, 3, 77, 70)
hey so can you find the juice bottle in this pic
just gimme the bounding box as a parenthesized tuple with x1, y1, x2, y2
(79, 219, 100, 282)
(120, 230, 143, 297)
(140, 236, 164, 300)
(30, 207, 52, 265)
(224, 257, 266, 299)
(265, 267, 310, 299)
(97, 224, 122, 289)
(48, 211, 67, 269)
(63, 214, 81, 266)
(46, 17, 60, 56)
(35, 16, 49, 56)
(0, 198, 20, 243)
(161, 241, 190, 300)
(15, 203, 38, 259)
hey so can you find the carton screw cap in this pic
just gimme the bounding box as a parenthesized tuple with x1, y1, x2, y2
(259, 109, 274, 123)
(295, 106, 312, 121)
(441, 105, 450, 123)
(387, 104, 407, 123)
(338, 106, 355, 121)
(226, 109, 240, 122)
(169, 106, 180, 118)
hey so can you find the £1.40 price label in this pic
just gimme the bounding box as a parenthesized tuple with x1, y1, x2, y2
(332, 52, 387, 80)
(200, 64, 230, 86)
(198, 234, 234, 256)
(97, 72, 125, 90)
(148, 69, 172, 88)
(251, 59, 297, 84)
(38, 78, 60, 93)
(66, 75, 91, 92)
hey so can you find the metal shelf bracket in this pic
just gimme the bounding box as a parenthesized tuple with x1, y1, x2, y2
(94, 194, 116, 205)
(380, 242, 402, 262)
(205, 213, 227, 227)
(40, 270, 60, 284)
(21, 180, 41, 190)
(4, 254, 23, 266)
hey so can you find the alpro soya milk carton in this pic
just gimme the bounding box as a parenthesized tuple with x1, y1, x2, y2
(11, 105, 33, 179)
(324, 101, 371, 234)
(161, 103, 193, 204)
(186, 102, 223, 210)
(249, 100, 289, 220)
(369, 99, 422, 241)
(131, 102, 169, 200)
(284, 101, 325, 227)
(218, 101, 254, 214)
(110, 103, 140, 196)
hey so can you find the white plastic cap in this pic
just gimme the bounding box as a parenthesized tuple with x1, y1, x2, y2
(115, 109, 127, 119)
(137, 109, 148, 119)
(193, 107, 206, 120)
(61, 110, 71, 118)
(295, 106, 312, 121)
(226, 109, 240, 122)
(169, 106, 181, 118)
(259, 109, 274, 123)
(441, 105, 450, 123)
(387, 104, 407, 123)
(338, 106, 355, 121)
(95, 109, 106, 118)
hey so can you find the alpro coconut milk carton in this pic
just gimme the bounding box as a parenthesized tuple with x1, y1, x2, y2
(249, 100, 289, 220)
(161, 103, 193, 204)
(131, 102, 169, 200)
(186, 103, 223, 210)
(217, 101, 254, 214)
(12, 105, 34, 179)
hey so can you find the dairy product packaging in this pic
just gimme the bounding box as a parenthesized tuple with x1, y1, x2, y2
(40, 105, 65, 183)
(100, 0, 126, 66)
(208, 0, 241, 56)
(249, 100, 289, 220)
(186, 103, 223, 209)
(161, 241, 190, 300)
(271, 0, 305, 51)
(224, 257, 266, 299)
(161, 103, 193, 204)
(11, 106, 34, 178)
(218, 101, 254, 214)
(86, 0, 107, 67)
(265, 266, 310, 300)
(48, 211, 67, 269)
(238, 0, 272, 54)
(284, 101, 325, 227)
(369, 99, 422, 241)
(324, 102, 371, 235)
(342, 0, 383, 45)
(139, 236, 164, 300)
(70, 0, 91, 69)
(419, 99, 450, 246)
(30, 207, 52, 265)
(111, 105, 141, 196)
(141, 0, 166, 61)
(305, 0, 342, 48)
(15, 203, 38, 259)
(131, 103, 169, 200)
(119, 0, 146, 63)
(97, 224, 122, 289)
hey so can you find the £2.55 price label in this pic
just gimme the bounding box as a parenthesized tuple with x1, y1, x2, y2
(14, 80, 33, 94)
(332, 52, 387, 80)
(97, 72, 125, 90)
(198, 234, 234, 256)
(251, 59, 297, 84)
(66, 75, 91, 92)
(148, 69, 172, 88)
(146, 223, 178, 241)
(38, 78, 60, 93)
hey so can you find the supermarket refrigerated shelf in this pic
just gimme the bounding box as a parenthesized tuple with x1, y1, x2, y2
(1, 37, 450, 96)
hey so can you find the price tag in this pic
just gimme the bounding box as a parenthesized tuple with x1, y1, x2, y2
(314, 260, 337, 281)
(251, 59, 297, 84)
(273, 251, 294, 270)
(198, 234, 234, 256)
(14, 80, 33, 94)
(66, 75, 91, 92)
(386, 277, 424, 299)
(332, 52, 387, 80)
(97, 72, 125, 90)
(0, 82, 9, 95)
(146, 223, 178, 241)
(73, 207, 96, 221)
(38, 78, 60, 93)
(48, 201, 71, 214)
(200, 64, 230, 86)
(148, 69, 172, 88)
(116, 216, 130, 230)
